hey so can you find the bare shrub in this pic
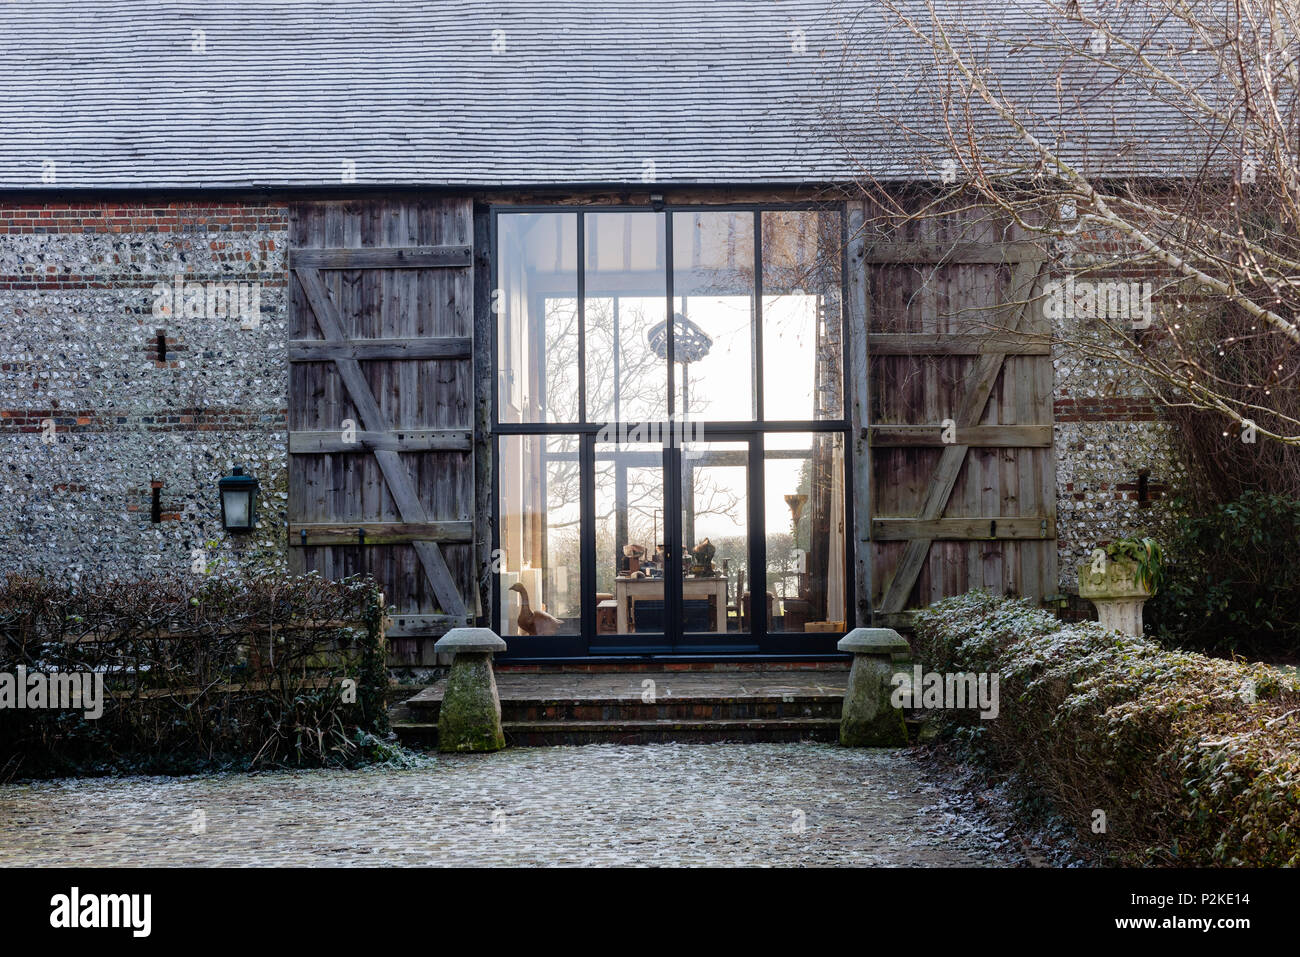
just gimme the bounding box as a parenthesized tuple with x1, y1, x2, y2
(0, 570, 391, 780)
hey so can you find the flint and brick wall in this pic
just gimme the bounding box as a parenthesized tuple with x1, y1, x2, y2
(0, 201, 290, 579)
(1049, 232, 1185, 588)
(1052, 374, 1184, 589)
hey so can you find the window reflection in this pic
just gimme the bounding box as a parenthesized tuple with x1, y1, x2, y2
(762, 210, 843, 421)
(680, 440, 749, 633)
(596, 441, 666, 636)
(496, 213, 580, 424)
(498, 434, 581, 636)
(764, 432, 846, 632)
(585, 212, 668, 423)
(672, 211, 756, 421)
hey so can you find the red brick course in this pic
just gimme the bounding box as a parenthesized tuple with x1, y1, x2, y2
(0, 409, 286, 432)
(1053, 395, 1162, 422)
(0, 202, 288, 235)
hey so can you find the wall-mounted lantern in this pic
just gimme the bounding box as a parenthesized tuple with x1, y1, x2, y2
(218, 465, 259, 533)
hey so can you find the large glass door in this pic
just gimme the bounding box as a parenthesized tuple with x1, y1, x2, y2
(589, 433, 758, 653)
(494, 204, 850, 658)
(589, 436, 671, 654)
(674, 436, 758, 652)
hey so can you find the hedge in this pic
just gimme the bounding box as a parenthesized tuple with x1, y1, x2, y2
(0, 571, 393, 779)
(914, 592, 1300, 866)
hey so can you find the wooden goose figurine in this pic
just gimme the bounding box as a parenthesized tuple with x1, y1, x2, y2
(508, 582, 563, 635)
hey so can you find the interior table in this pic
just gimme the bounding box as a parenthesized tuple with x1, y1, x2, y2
(614, 576, 729, 633)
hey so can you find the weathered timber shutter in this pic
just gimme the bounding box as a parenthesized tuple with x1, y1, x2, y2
(850, 201, 1057, 629)
(288, 200, 475, 663)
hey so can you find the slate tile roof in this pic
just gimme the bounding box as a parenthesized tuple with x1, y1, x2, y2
(0, 0, 1209, 189)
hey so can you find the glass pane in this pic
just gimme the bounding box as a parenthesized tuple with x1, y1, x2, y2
(596, 440, 666, 635)
(680, 440, 749, 634)
(498, 434, 581, 636)
(221, 489, 250, 528)
(585, 212, 669, 423)
(765, 432, 846, 633)
(496, 212, 581, 424)
(761, 210, 844, 420)
(672, 211, 755, 421)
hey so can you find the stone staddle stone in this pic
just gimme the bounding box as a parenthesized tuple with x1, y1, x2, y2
(837, 628, 911, 657)
(434, 628, 508, 655)
(837, 627, 910, 747)
(433, 628, 508, 753)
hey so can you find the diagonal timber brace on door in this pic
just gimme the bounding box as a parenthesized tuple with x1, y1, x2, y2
(877, 254, 1047, 615)
(293, 253, 468, 617)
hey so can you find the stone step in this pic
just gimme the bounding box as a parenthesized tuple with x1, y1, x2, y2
(389, 722, 438, 745)
(389, 669, 868, 747)
(404, 696, 845, 723)
(391, 716, 843, 747)
(400, 671, 848, 720)
(392, 715, 925, 747)
(495, 662, 852, 674)
(504, 717, 842, 746)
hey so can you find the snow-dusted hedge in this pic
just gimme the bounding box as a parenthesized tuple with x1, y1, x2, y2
(0, 571, 391, 778)
(914, 592, 1300, 866)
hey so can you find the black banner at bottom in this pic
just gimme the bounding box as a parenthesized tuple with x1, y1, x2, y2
(0, 866, 1289, 944)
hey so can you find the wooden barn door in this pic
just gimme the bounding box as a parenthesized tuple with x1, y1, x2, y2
(849, 201, 1056, 629)
(288, 199, 475, 664)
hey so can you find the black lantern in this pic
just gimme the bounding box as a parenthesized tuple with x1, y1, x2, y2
(218, 465, 258, 533)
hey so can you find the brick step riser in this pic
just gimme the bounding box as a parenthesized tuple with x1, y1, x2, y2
(503, 727, 842, 746)
(390, 722, 931, 748)
(389, 725, 842, 747)
(514, 702, 846, 721)
(496, 664, 851, 674)
(407, 700, 845, 722)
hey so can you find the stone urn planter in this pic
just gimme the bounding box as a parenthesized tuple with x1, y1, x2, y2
(1077, 554, 1154, 636)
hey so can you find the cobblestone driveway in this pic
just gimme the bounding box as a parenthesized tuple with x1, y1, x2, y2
(0, 743, 1026, 866)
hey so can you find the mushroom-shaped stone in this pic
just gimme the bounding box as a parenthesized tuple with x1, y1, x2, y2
(838, 628, 911, 658)
(838, 627, 910, 747)
(433, 627, 508, 753)
(434, 628, 508, 655)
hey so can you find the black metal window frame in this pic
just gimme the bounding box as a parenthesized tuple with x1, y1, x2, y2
(488, 201, 853, 660)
